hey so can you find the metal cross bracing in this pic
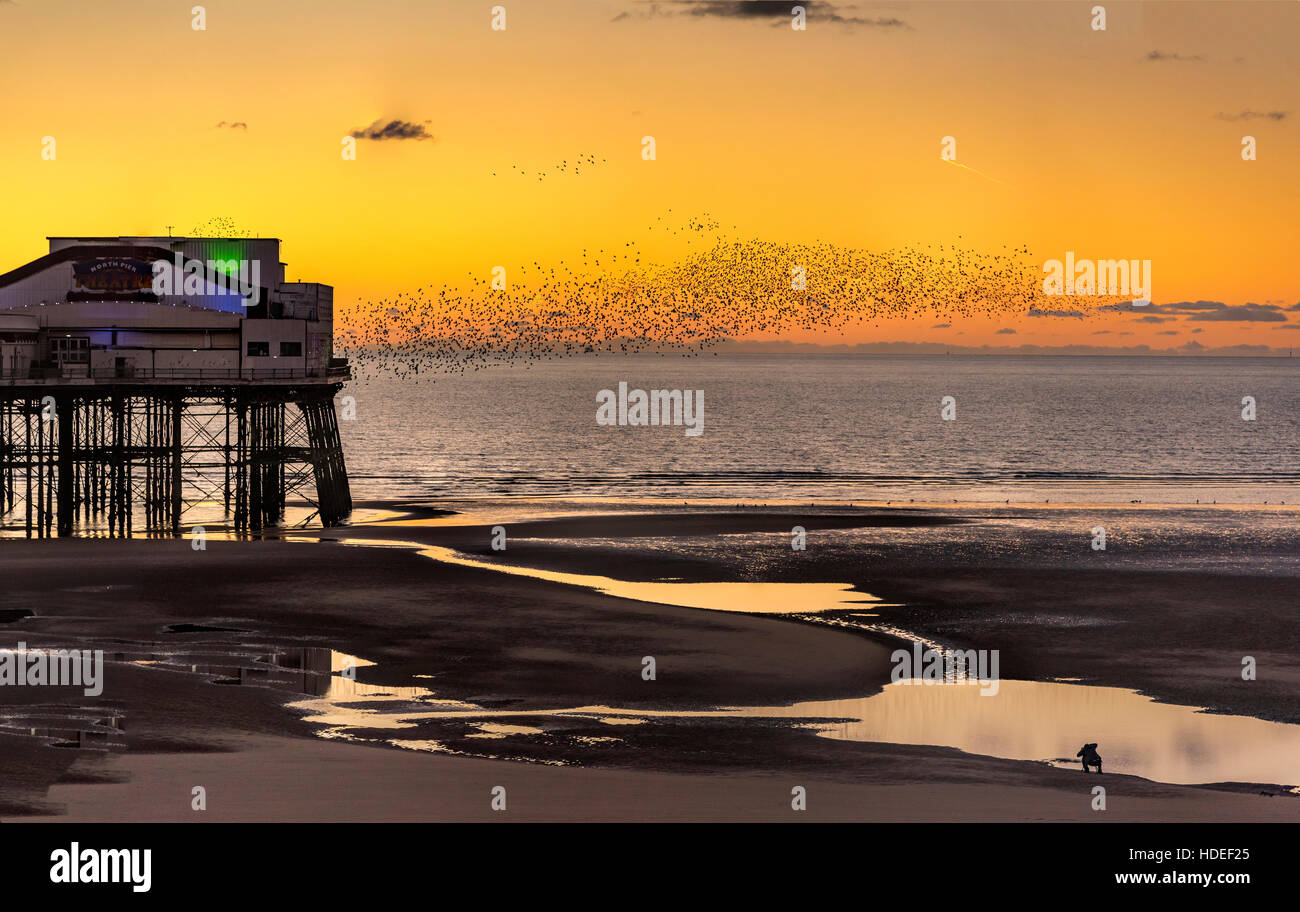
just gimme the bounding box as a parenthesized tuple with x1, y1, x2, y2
(0, 386, 351, 538)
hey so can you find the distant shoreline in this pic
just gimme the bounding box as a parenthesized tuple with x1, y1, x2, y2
(711, 343, 1300, 357)
(338, 344, 1300, 358)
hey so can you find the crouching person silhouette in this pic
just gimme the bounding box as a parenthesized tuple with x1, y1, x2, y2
(1077, 742, 1102, 774)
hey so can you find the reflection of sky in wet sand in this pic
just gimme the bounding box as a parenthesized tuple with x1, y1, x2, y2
(775, 682, 1300, 787)
(466, 722, 546, 739)
(297, 537, 895, 615)
(287, 667, 477, 730)
(279, 538, 1300, 789)
(286, 651, 1300, 788)
(414, 542, 890, 614)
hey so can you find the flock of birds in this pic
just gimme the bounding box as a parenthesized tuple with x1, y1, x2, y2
(188, 216, 255, 238)
(336, 214, 1127, 382)
(492, 153, 607, 181)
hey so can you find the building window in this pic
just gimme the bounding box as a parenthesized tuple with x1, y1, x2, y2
(280, 341, 302, 357)
(247, 341, 270, 357)
(52, 337, 89, 364)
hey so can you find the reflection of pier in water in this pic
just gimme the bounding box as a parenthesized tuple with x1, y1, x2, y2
(0, 645, 348, 753)
(0, 707, 125, 751)
(129, 644, 343, 696)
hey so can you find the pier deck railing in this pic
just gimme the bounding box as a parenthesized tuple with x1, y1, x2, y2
(0, 365, 350, 385)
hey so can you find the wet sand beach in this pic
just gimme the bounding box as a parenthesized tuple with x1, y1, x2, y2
(3, 500, 1299, 821)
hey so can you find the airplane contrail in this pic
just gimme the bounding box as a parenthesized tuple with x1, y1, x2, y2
(943, 158, 1005, 185)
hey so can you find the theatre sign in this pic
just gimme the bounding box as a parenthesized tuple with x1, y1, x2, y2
(71, 257, 156, 300)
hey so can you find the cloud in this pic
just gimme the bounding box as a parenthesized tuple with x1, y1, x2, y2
(1099, 301, 1165, 314)
(1215, 110, 1288, 122)
(1101, 299, 1223, 314)
(214, 121, 248, 130)
(1273, 324, 1300, 331)
(995, 328, 1016, 335)
(349, 119, 436, 142)
(1101, 300, 1287, 322)
(1145, 50, 1205, 63)
(1160, 300, 1229, 312)
(1187, 303, 1286, 322)
(931, 323, 951, 329)
(720, 337, 1296, 356)
(613, 2, 910, 28)
(1134, 315, 1175, 323)
(1157, 330, 1179, 335)
(1027, 307, 1085, 318)
(691, 0, 816, 17)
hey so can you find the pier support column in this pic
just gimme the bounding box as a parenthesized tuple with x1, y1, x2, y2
(4, 383, 351, 537)
(171, 395, 183, 534)
(57, 394, 74, 537)
(299, 392, 351, 526)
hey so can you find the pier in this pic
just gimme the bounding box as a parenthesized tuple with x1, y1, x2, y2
(0, 236, 351, 536)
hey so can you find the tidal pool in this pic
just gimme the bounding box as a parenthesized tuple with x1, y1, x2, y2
(279, 537, 1300, 789)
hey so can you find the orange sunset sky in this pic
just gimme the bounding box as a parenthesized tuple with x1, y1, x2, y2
(1, 0, 1296, 350)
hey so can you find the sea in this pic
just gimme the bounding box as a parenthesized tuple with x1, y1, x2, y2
(338, 353, 1300, 505)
